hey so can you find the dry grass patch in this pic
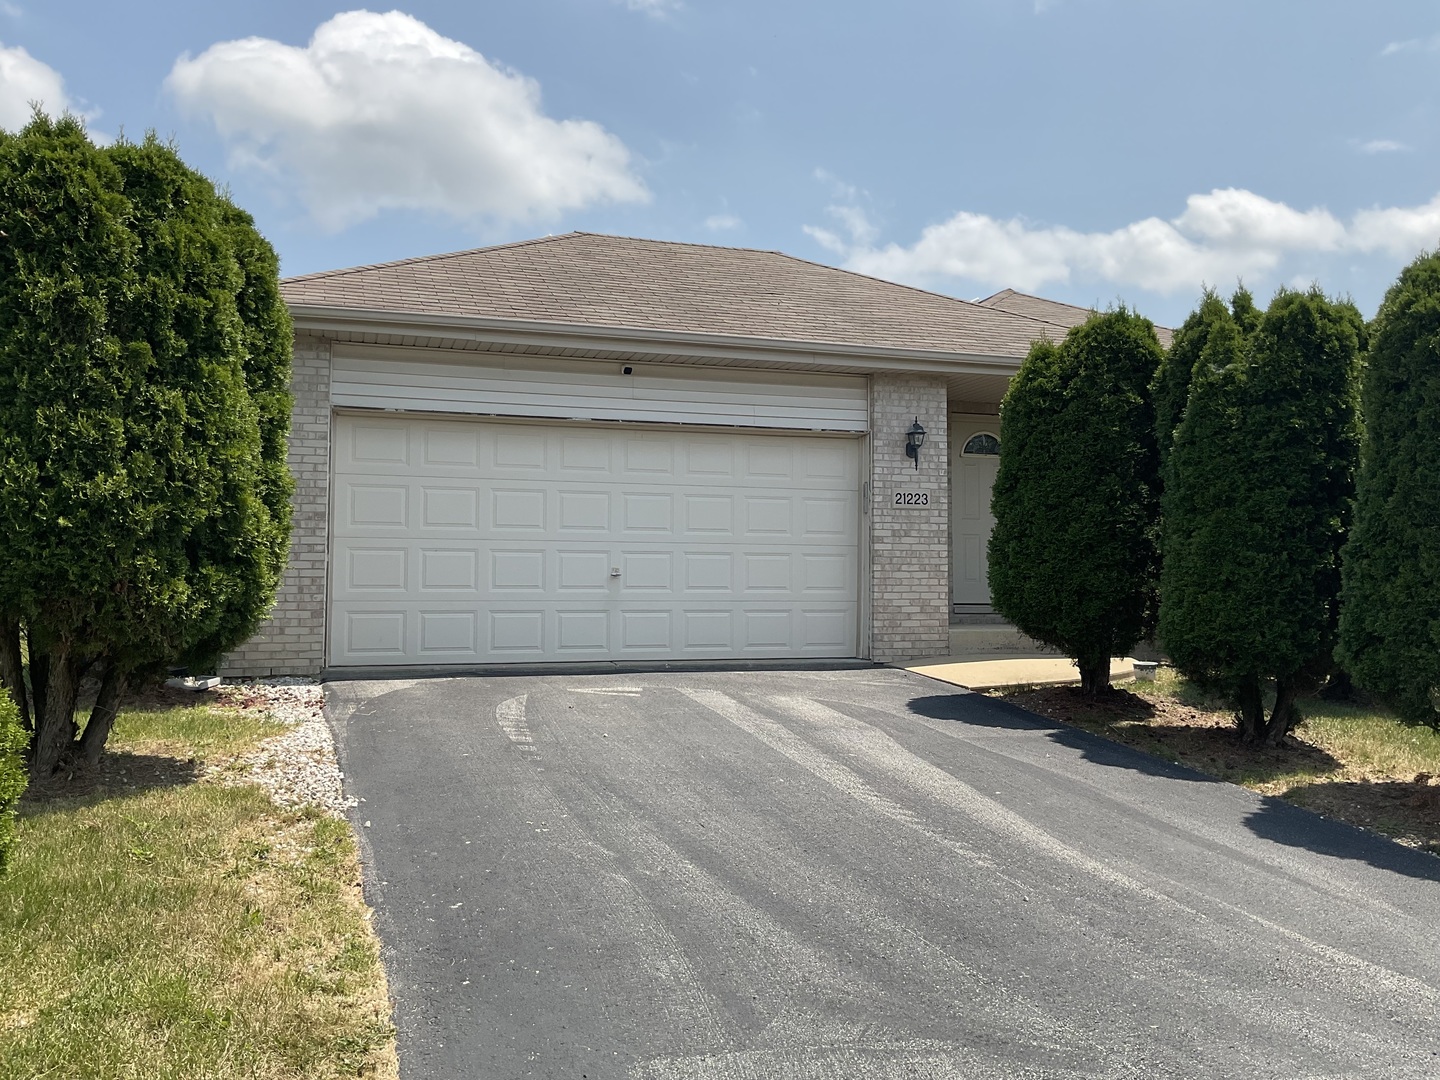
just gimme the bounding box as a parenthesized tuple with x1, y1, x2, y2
(0, 691, 396, 1080)
(991, 669, 1440, 857)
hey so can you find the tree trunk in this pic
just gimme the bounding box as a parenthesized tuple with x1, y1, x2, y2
(29, 645, 80, 781)
(0, 618, 28, 732)
(78, 663, 128, 766)
(1078, 657, 1110, 695)
(1263, 679, 1299, 746)
(1236, 678, 1265, 743)
(27, 626, 49, 746)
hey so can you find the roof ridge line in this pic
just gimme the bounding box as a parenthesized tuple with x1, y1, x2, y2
(281, 233, 573, 284)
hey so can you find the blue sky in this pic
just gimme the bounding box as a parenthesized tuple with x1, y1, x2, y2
(4, 1, 1440, 327)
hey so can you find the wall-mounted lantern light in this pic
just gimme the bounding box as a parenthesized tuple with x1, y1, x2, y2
(904, 417, 926, 470)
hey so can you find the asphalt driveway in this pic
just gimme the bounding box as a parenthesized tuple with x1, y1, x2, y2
(326, 669, 1440, 1080)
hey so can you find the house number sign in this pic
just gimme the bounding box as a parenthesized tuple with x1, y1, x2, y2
(893, 491, 930, 506)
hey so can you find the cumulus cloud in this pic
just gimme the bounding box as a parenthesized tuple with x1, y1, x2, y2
(816, 187, 1440, 295)
(167, 10, 648, 230)
(0, 40, 83, 131)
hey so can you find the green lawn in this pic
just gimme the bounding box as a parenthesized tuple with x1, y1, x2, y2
(0, 697, 396, 1080)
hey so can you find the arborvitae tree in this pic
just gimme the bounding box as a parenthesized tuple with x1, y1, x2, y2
(1338, 252, 1440, 727)
(1153, 288, 1258, 474)
(1159, 288, 1363, 743)
(989, 309, 1165, 692)
(0, 116, 292, 778)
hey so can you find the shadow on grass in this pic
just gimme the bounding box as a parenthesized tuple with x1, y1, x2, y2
(20, 750, 203, 817)
(1245, 790, 1440, 882)
(905, 690, 1220, 783)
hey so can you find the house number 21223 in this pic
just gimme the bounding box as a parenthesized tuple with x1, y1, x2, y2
(893, 491, 930, 506)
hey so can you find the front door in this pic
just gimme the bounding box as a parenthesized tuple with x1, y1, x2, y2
(950, 419, 1002, 610)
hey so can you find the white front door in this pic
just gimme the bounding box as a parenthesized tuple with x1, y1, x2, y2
(950, 419, 1002, 609)
(329, 414, 862, 666)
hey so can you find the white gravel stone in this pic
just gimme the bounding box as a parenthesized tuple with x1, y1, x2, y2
(206, 678, 357, 817)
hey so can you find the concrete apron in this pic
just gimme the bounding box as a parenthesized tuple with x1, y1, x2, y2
(900, 655, 1135, 691)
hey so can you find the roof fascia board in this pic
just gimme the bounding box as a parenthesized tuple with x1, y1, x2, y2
(288, 305, 1027, 377)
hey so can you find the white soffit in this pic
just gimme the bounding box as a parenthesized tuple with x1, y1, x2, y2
(332, 345, 871, 433)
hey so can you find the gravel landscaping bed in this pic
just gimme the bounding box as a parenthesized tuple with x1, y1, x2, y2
(208, 678, 357, 817)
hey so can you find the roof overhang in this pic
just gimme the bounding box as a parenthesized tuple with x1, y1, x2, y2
(286, 304, 1028, 379)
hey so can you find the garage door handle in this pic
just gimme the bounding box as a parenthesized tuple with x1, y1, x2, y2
(610, 567, 621, 577)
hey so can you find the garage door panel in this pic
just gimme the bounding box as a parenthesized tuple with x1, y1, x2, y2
(349, 486, 408, 528)
(492, 489, 546, 531)
(494, 432, 547, 471)
(623, 439, 675, 477)
(488, 549, 542, 591)
(347, 548, 408, 591)
(556, 610, 609, 651)
(619, 610, 672, 649)
(418, 612, 476, 654)
(683, 494, 734, 536)
(421, 427, 478, 469)
(621, 492, 673, 534)
(342, 611, 408, 657)
(348, 421, 411, 466)
(561, 435, 612, 472)
(490, 610, 544, 652)
(558, 490, 611, 532)
(420, 486, 479, 529)
(621, 551, 673, 591)
(556, 551, 610, 591)
(802, 496, 856, 539)
(330, 415, 859, 666)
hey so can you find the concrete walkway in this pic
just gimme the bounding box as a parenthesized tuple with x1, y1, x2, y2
(901, 653, 1135, 690)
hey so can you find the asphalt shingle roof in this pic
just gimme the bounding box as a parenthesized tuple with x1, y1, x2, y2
(978, 288, 1175, 349)
(281, 232, 1064, 359)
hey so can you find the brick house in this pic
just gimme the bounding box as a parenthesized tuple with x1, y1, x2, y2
(223, 233, 1131, 677)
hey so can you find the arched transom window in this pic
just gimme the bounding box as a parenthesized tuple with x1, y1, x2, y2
(962, 432, 1000, 457)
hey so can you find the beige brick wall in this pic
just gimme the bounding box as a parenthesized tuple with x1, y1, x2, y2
(221, 336, 333, 678)
(869, 374, 950, 662)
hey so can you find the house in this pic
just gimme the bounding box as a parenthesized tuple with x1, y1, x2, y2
(222, 233, 1156, 677)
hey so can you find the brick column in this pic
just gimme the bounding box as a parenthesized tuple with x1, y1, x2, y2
(222, 336, 333, 677)
(869, 373, 949, 662)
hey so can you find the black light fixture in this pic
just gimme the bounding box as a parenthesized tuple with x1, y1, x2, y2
(904, 417, 926, 470)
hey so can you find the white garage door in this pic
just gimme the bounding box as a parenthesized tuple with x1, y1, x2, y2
(329, 414, 862, 666)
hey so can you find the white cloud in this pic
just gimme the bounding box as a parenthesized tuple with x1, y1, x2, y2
(618, 0, 681, 16)
(804, 168, 880, 254)
(1381, 34, 1440, 56)
(1351, 194, 1440, 257)
(1358, 138, 1408, 154)
(704, 213, 741, 231)
(0, 4, 23, 19)
(0, 40, 84, 131)
(815, 187, 1440, 295)
(167, 10, 648, 230)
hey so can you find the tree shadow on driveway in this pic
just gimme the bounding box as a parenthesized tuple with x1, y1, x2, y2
(908, 689, 1440, 882)
(905, 690, 1219, 783)
(1244, 792, 1440, 882)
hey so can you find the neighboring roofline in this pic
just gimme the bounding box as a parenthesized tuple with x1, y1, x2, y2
(979, 287, 1176, 336)
(979, 287, 1097, 318)
(287, 304, 1037, 378)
